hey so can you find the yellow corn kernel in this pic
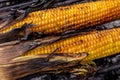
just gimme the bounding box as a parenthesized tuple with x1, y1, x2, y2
(23, 28, 120, 61)
(1, 0, 120, 35)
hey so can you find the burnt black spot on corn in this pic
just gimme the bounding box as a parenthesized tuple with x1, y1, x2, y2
(1, 0, 120, 35)
(22, 28, 120, 61)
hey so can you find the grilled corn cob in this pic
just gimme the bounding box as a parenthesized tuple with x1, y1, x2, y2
(23, 28, 120, 61)
(1, 0, 120, 35)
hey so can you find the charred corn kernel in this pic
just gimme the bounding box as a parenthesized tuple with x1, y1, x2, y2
(23, 28, 120, 61)
(1, 0, 120, 34)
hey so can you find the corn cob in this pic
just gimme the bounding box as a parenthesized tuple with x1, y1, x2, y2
(1, 0, 120, 35)
(22, 28, 120, 61)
